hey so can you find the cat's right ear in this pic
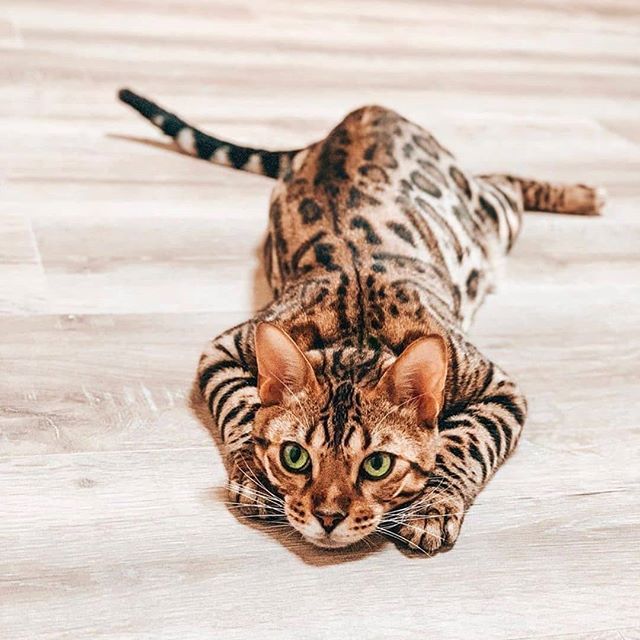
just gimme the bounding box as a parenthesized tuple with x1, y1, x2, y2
(254, 323, 319, 407)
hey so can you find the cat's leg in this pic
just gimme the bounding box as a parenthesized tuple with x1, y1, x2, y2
(197, 321, 279, 518)
(394, 337, 527, 553)
(480, 174, 605, 216)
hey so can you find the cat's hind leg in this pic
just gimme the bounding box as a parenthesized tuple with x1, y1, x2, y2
(480, 174, 605, 216)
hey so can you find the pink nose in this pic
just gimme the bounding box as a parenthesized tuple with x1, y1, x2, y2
(313, 510, 346, 533)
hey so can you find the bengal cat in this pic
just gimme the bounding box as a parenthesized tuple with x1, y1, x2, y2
(119, 89, 604, 553)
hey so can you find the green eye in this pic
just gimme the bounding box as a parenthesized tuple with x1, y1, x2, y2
(280, 442, 311, 473)
(362, 452, 394, 480)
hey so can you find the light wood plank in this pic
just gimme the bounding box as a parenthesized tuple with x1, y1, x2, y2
(1, 0, 639, 638)
(0, 443, 638, 640)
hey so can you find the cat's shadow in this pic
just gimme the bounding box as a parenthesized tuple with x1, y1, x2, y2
(109, 133, 274, 311)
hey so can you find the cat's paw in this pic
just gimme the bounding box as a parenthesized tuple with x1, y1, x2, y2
(227, 468, 283, 520)
(394, 491, 466, 554)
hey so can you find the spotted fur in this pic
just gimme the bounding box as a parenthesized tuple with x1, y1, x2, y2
(120, 90, 604, 553)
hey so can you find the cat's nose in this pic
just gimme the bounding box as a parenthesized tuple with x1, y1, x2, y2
(313, 510, 346, 533)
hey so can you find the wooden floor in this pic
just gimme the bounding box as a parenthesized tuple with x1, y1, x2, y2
(2, 1, 640, 638)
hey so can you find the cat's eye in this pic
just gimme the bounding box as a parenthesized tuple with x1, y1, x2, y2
(280, 442, 311, 473)
(361, 452, 394, 480)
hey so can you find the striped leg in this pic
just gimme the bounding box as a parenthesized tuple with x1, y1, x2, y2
(197, 321, 275, 516)
(475, 174, 525, 255)
(480, 173, 605, 216)
(395, 340, 527, 553)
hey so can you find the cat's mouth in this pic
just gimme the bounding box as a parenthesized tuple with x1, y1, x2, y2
(305, 534, 354, 549)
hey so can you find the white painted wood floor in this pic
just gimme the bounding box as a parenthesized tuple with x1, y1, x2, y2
(1, 1, 639, 638)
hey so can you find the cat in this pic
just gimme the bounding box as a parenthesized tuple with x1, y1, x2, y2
(119, 88, 604, 553)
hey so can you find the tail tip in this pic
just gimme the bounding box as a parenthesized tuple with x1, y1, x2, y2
(118, 88, 135, 104)
(117, 88, 158, 120)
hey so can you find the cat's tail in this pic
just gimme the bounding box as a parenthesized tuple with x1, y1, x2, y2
(117, 88, 302, 179)
(482, 174, 606, 216)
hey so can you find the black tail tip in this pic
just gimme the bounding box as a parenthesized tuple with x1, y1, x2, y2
(117, 88, 158, 120)
(118, 88, 136, 104)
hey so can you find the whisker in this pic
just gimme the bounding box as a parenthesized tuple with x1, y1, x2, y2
(237, 514, 288, 523)
(234, 461, 284, 503)
(227, 484, 285, 510)
(385, 509, 463, 522)
(390, 474, 410, 500)
(227, 475, 284, 506)
(234, 455, 278, 491)
(280, 528, 302, 543)
(227, 484, 282, 504)
(377, 525, 428, 554)
(386, 500, 460, 525)
(380, 517, 446, 547)
(362, 535, 377, 552)
(223, 502, 285, 514)
(390, 486, 454, 516)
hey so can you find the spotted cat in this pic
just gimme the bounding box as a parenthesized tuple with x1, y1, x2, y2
(119, 89, 604, 553)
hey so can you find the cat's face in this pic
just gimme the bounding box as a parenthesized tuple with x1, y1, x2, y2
(252, 323, 447, 548)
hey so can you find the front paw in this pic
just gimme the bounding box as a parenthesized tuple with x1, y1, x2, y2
(393, 491, 466, 554)
(228, 466, 284, 520)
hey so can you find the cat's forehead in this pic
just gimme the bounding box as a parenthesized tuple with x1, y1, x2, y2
(303, 379, 406, 453)
(317, 379, 363, 448)
(265, 378, 365, 450)
(308, 343, 393, 388)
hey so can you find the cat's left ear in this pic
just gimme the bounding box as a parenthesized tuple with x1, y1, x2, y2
(375, 335, 448, 428)
(254, 322, 319, 407)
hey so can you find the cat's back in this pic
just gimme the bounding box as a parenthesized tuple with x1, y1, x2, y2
(267, 104, 461, 272)
(267, 105, 480, 294)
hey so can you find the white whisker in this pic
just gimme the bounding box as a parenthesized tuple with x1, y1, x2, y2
(224, 502, 285, 514)
(378, 525, 428, 554)
(229, 468, 284, 507)
(227, 482, 284, 509)
(235, 459, 283, 503)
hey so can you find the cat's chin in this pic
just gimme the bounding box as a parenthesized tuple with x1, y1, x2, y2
(303, 534, 360, 550)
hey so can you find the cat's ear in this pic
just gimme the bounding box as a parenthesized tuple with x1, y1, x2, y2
(255, 323, 319, 407)
(376, 335, 447, 427)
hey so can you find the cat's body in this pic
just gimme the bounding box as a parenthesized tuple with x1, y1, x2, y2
(119, 90, 603, 553)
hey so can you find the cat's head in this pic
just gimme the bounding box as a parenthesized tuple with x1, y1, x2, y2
(251, 323, 447, 548)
